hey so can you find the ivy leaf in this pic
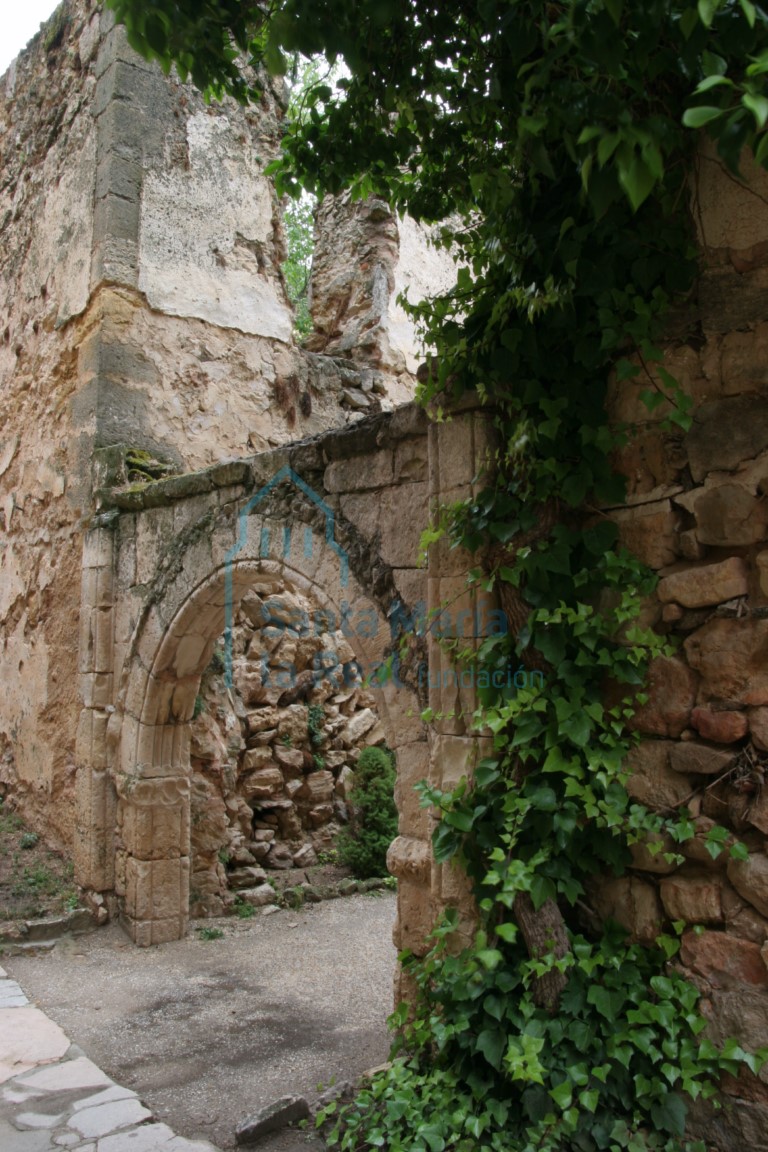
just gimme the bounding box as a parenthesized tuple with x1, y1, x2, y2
(421, 1126, 446, 1152)
(639, 387, 666, 412)
(741, 0, 757, 26)
(432, 823, 461, 863)
(145, 13, 169, 55)
(587, 985, 625, 1019)
(549, 1080, 573, 1109)
(652, 1093, 687, 1136)
(444, 809, 474, 832)
(477, 1028, 505, 1070)
(604, 0, 624, 27)
(682, 105, 724, 128)
(618, 154, 657, 212)
(496, 922, 518, 943)
(489, 521, 520, 543)
(474, 759, 501, 788)
(616, 357, 641, 381)
(522, 1086, 552, 1122)
(562, 710, 592, 748)
(743, 92, 768, 129)
(680, 6, 700, 38)
(697, 0, 721, 27)
(530, 874, 557, 910)
(561, 472, 589, 506)
(579, 1088, 600, 1113)
(694, 74, 734, 92)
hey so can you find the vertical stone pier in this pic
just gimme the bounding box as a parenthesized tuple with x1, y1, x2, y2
(427, 397, 498, 950)
(74, 522, 117, 894)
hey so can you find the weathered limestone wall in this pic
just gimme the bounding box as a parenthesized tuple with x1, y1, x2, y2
(307, 194, 457, 405)
(603, 148, 768, 1149)
(1, 0, 446, 849)
(0, 2, 100, 842)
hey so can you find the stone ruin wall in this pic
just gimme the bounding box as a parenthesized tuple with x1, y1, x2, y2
(6, 4, 768, 1136)
(187, 583, 391, 916)
(601, 147, 768, 1148)
(307, 194, 457, 384)
(0, 0, 454, 853)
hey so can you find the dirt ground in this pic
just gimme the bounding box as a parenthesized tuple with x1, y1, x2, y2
(0, 799, 80, 923)
(4, 891, 398, 1151)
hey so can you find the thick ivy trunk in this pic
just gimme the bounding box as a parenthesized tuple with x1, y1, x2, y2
(513, 892, 570, 1013)
(490, 507, 571, 1011)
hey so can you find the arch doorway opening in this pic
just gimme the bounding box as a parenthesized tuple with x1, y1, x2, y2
(186, 577, 398, 918)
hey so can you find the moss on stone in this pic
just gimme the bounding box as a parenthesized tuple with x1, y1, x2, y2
(42, 4, 70, 54)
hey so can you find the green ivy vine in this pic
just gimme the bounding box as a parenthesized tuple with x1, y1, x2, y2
(106, 0, 768, 1147)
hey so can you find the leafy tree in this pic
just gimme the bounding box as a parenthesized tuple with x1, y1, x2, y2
(106, 1, 768, 1148)
(280, 54, 345, 339)
(337, 746, 398, 879)
(281, 180, 314, 338)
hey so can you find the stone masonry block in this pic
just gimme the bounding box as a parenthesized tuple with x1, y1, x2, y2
(429, 733, 489, 791)
(379, 483, 429, 566)
(122, 802, 185, 861)
(625, 740, 694, 810)
(123, 913, 188, 947)
(80, 563, 99, 611)
(432, 414, 476, 494)
(694, 483, 768, 547)
(387, 836, 431, 884)
(91, 237, 139, 289)
(660, 872, 725, 924)
(395, 877, 435, 954)
(125, 856, 189, 922)
(170, 676, 200, 723)
(657, 557, 749, 609)
(75, 708, 93, 762)
(94, 57, 163, 120)
(324, 450, 394, 493)
(83, 528, 115, 570)
(79, 606, 95, 675)
(90, 711, 110, 770)
(96, 562, 115, 608)
(630, 655, 698, 739)
(394, 438, 428, 484)
(82, 672, 114, 710)
(95, 153, 142, 203)
(138, 672, 178, 728)
(123, 666, 154, 722)
(74, 768, 116, 891)
(374, 679, 426, 748)
(339, 491, 380, 541)
(95, 21, 152, 80)
(427, 532, 477, 578)
(436, 857, 476, 907)
(684, 617, 768, 706)
(92, 607, 114, 674)
(612, 499, 680, 569)
(93, 190, 141, 245)
(394, 742, 430, 839)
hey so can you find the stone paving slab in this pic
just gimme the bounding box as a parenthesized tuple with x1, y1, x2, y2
(0, 979, 30, 1008)
(0, 977, 221, 1152)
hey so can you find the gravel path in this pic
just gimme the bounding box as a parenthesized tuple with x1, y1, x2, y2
(4, 892, 397, 1151)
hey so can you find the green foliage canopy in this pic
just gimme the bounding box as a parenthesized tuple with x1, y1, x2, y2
(106, 1, 768, 1148)
(337, 746, 398, 879)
